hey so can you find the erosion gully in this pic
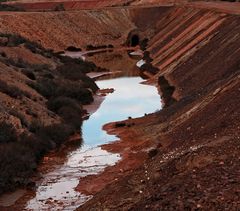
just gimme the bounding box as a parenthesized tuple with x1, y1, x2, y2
(0, 48, 162, 211)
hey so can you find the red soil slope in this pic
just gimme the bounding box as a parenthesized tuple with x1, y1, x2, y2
(77, 4, 240, 210)
(0, 9, 135, 51)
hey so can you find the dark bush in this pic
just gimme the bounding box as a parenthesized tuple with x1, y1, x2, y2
(7, 35, 26, 47)
(31, 78, 94, 104)
(0, 80, 30, 99)
(66, 46, 82, 52)
(42, 72, 54, 79)
(115, 122, 126, 128)
(57, 63, 86, 78)
(3, 57, 27, 68)
(28, 119, 44, 133)
(19, 133, 53, 161)
(86, 44, 108, 50)
(0, 122, 17, 143)
(8, 109, 28, 127)
(36, 123, 74, 146)
(47, 96, 82, 113)
(54, 3, 65, 11)
(47, 96, 84, 128)
(24, 41, 41, 54)
(0, 139, 39, 194)
(57, 64, 98, 92)
(0, 120, 80, 194)
(58, 106, 83, 129)
(58, 82, 94, 104)
(0, 52, 6, 57)
(0, 3, 24, 12)
(22, 69, 36, 80)
(57, 55, 98, 73)
(30, 78, 58, 99)
(29, 63, 51, 72)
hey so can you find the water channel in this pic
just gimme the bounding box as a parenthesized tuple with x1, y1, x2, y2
(0, 50, 162, 210)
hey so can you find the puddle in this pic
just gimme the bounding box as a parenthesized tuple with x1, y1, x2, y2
(62, 51, 86, 60)
(136, 59, 146, 67)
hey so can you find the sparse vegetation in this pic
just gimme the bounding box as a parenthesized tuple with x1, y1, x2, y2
(66, 46, 82, 52)
(0, 33, 99, 194)
(0, 2, 24, 11)
(54, 3, 65, 11)
(21, 69, 36, 80)
(0, 122, 17, 143)
(0, 122, 75, 194)
(47, 96, 83, 128)
(115, 122, 126, 127)
(0, 80, 31, 99)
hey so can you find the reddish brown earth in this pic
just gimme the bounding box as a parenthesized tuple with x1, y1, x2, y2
(5, 0, 185, 11)
(77, 3, 240, 210)
(0, 1, 240, 210)
(5, 0, 131, 11)
(0, 9, 135, 51)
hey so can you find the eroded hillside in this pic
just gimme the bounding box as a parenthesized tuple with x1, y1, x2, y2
(0, 1, 239, 210)
(0, 33, 103, 195)
(77, 3, 240, 210)
(0, 9, 135, 51)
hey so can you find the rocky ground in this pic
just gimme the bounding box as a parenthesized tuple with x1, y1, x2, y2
(0, 1, 239, 210)
(78, 2, 240, 210)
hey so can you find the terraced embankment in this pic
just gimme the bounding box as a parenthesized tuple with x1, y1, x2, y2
(78, 3, 240, 210)
(0, 1, 239, 210)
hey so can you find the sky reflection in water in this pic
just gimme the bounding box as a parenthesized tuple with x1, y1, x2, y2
(82, 76, 162, 147)
(25, 76, 161, 211)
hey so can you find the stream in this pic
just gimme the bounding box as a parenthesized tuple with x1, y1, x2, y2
(0, 50, 162, 210)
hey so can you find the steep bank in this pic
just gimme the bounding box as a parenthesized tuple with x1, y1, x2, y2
(0, 33, 100, 195)
(0, 2, 239, 209)
(0, 6, 139, 198)
(4, 0, 185, 11)
(0, 9, 135, 51)
(78, 4, 240, 210)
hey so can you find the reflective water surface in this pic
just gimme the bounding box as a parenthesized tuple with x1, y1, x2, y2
(0, 48, 162, 210)
(83, 77, 162, 146)
(25, 75, 161, 210)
